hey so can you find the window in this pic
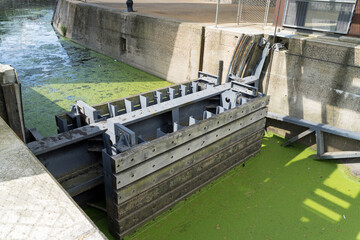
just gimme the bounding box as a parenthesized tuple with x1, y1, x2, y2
(283, 0, 357, 34)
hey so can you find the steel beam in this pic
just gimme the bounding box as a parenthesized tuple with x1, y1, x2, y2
(318, 151, 360, 160)
(282, 129, 314, 147)
(267, 112, 360, 141)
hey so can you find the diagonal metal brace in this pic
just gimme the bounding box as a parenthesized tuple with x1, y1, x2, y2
(282, 129, 315, 147)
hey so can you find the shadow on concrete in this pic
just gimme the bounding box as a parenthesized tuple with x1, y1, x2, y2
(284, 40, 360, 151)
(260, 36, 360, 153)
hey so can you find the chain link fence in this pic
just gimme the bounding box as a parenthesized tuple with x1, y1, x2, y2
(213, 0, 277, 26)
(237, 0, 277, 25)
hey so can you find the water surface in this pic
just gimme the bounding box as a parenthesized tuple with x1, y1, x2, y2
(0, 0, 170, 136)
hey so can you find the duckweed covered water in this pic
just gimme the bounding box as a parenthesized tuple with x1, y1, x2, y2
(117, 132, 360, 240)
(0, 1, 170, 136)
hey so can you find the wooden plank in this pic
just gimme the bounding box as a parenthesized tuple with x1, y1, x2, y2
(26, 123, 107, 155)
(108, 129, 264, 219)
(103, 150, 115, 208)
(57, 162, 103, 197)
(317, 151, 360, 160)
(2, 83, 24, 140)
(113, 118, 266, 204)
(109, 139, 262, 236)
(112, 95, 269, 173)
(113, 108, 268, 189)
(282, 129, 314, 146)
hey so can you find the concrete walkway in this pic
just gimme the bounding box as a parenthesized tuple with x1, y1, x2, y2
(86, 0, 275, 24)
(0, 117, 107, 240)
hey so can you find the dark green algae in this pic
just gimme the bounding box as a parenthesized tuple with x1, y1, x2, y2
(84, 132, 360, 240)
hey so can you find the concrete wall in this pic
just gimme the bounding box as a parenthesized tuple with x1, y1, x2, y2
(201, 27, 263, 83)
(261, 36, 360, 151)
(52, 0, 203, 84)
(262, 36, 360, 133)
(202, 28, 241, 82)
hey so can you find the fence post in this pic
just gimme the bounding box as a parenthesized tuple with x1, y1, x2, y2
(236, 0, 243, 25)
(274, 0, 283, 42)
(264, 0, 271, 26)
(215, 0, 220, 27)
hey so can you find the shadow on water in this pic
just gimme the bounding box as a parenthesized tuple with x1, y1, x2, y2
(0, 2, 171, 136)
(22, 87, 66, 136)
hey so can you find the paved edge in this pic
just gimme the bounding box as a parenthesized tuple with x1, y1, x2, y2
(0, 117, 107, 240)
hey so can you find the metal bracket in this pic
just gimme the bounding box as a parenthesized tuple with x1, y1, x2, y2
(113, 123, 136, 153)
(189, 116, 199, 126)
(203, 111, 215, 120)
(108, 103, 118, 118)
(140, 95, 149, 109)
(231, 81, 258, 97)
(76, 100, 104, 124)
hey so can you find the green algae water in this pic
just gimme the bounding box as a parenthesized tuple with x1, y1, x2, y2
(116, 132, 360, 240)
(0, 0, 170, 136)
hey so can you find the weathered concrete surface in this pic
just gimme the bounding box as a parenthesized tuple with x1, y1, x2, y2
(261, 36, 360, 134)
(261, 35, 360, 152)
(52, 0, 203, 84)
(201, 26, 265, 83)
(0, 64, 25, 140)
(0, 117, 107, 240)
(0, 65, 11, 121)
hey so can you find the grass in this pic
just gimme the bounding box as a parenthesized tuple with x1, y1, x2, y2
(84, 132, 360, 240)
(60, 24, 67, 36)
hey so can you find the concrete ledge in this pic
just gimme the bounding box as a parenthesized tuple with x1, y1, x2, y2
(0, 117, 107, 240)
(287, 36, 360, 67)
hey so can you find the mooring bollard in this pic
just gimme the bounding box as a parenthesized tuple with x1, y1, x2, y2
(126, 0, 135, 12)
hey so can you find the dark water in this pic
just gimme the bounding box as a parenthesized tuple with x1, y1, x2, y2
(0, 0, 170, 136)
